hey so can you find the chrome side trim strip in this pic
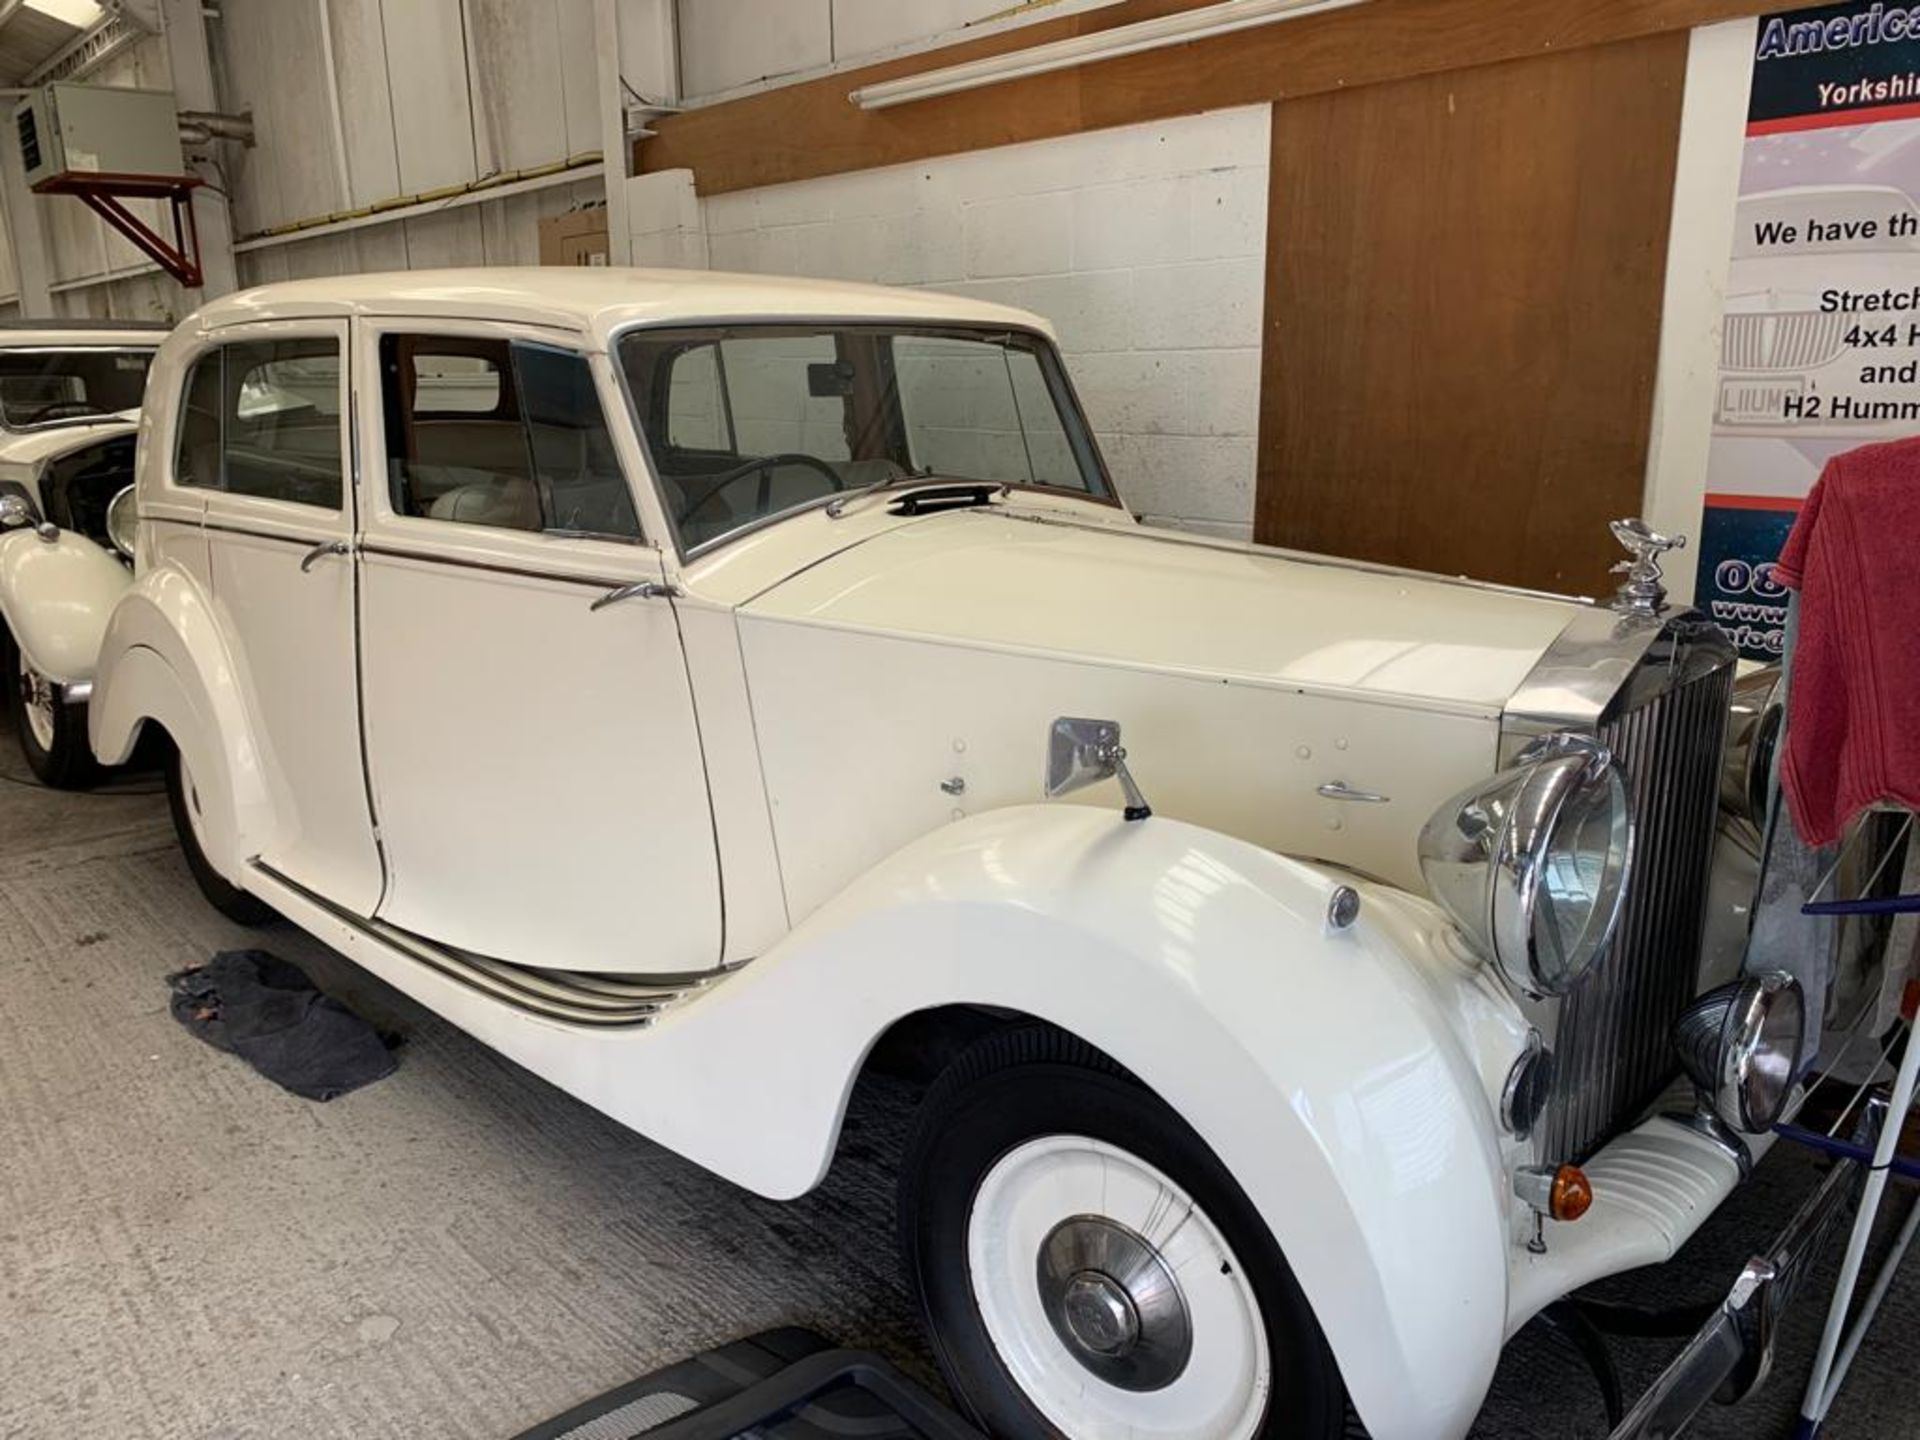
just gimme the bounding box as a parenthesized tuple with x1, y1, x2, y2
(249, 860, 729, 1028)
(357, 541, 635, 591)
(191, 525, 651, 593)
(203, 520, 334, 547)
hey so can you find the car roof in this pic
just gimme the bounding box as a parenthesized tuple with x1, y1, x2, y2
(188, 267, 1056, 349)
(0, 321, 168, 346)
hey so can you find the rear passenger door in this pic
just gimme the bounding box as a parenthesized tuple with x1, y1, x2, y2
(353, 321, 720, 976)
(178, 320, 383, 914)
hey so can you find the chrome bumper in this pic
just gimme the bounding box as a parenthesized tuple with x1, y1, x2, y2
(1609, 1142, 1861, 1439)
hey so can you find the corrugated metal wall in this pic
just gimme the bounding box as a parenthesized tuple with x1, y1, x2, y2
(0, 0, 1097, 319)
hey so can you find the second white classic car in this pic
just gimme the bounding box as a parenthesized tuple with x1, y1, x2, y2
(90, 270, 1829, 1440)
(0, 319, 166, 786)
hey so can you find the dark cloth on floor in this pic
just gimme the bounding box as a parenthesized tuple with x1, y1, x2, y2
(167, 950, 397, 1101)
(1773, 435, 1920, 847)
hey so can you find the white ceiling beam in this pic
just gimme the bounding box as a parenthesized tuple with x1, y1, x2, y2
(594, 0, 631, 267)
(157, 0, 237, 298)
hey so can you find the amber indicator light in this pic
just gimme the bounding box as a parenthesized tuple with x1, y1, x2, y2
(1550, 1165, 1593, 1223)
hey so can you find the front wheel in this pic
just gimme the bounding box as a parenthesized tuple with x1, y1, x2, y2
(8, 639, 97, 789)
(899, 1025, 1346, 1440)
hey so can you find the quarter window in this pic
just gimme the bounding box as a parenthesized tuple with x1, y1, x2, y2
(380, 334, 639, 540)
(172, 338, 344, 510)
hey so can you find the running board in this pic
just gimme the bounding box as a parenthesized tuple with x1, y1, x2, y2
(250, 860, 730, 1028)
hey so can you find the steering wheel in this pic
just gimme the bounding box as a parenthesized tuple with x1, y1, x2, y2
(678, 452, 848, 529)
(19, 400, 103, 425)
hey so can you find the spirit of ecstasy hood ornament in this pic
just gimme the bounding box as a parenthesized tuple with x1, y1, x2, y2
(1609, 518, 1685, 616)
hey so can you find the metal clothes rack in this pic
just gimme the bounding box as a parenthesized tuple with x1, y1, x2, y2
(1786, 883, 1920, 1438)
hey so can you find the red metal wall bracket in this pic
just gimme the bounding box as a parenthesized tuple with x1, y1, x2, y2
(31, 171, 206, 289)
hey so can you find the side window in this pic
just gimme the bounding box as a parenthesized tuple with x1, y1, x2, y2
(414, 352, 502, 415)
(224, 340, 344, 508)
(175, 350, 223, 490)
(380, 333, 639, 540)
(516, 343, 640, 538)
(172, 338, 344, 509)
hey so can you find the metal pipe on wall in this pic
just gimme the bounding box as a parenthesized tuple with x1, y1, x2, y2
(315, 0, 355, 211)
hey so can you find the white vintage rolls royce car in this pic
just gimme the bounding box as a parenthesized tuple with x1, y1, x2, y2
(0, 319, 167, 786)
(90, 270, 1819, 1440)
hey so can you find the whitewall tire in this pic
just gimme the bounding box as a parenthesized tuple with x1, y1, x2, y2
(900, 1024, 1346, 1440)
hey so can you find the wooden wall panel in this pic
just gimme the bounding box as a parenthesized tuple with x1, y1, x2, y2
(1254, 33, 1690, 598)
(639, 0, 1794, 197)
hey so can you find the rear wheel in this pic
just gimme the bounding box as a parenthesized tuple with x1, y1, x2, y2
(166, 745, 274, 926)
(8, 640, 97, 789)
(900, 1024, 1346, 1440)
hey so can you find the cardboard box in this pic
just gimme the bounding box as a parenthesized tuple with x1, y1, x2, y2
(540, 206, 610, 267)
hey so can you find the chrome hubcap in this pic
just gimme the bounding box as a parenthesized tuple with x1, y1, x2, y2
(1037, 1215, 1192, 1391)
(16, 653, 55, 750)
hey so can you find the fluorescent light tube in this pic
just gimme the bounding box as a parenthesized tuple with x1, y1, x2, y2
(850, 0, 1368, 111)
(23, 0, 104, 28)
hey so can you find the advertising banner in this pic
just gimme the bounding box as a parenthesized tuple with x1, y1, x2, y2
(1702, 0, 1920, 657)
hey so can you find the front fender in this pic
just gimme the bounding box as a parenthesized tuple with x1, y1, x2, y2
(664, 805, 1508, 1440)
(0, 528, 130, 684)
(249, 800, 1511, 1440)
(90, 561, 270, 878)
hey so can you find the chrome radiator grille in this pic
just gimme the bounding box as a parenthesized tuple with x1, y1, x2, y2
(1538, 629, 1736, 1163)
(1722, 310, 1849, 371)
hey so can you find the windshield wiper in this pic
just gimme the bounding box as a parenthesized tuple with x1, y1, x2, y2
(885, 481, 1010, 515)
(823, 463, 933, 518)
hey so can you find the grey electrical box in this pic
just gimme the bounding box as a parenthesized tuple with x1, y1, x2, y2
(15, 83, 183, 189)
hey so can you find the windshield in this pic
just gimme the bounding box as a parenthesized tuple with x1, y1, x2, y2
(0, 347, 154, 430)
(618, 324, 1111, 552)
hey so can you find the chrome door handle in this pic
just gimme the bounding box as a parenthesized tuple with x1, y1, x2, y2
(1317, 780, 1391, 804)
(590, 580, 680, 612)
(300, 540, 352, 573)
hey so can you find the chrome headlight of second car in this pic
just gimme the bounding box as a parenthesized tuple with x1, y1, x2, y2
(1674, 970, 1804, 1134)
(1419, 734, 1634, 998)
(0, 488, 36, 531)
(105, 483, 139, 561)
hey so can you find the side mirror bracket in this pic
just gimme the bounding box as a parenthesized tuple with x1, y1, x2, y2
(1044, 716, 1153, 822)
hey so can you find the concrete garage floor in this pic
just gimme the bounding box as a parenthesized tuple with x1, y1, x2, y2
(3, 706, 1918, 1439)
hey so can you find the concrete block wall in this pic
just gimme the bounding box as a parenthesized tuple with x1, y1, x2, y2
(628, 170, 709, 269)
(700, 105, 1271, 538)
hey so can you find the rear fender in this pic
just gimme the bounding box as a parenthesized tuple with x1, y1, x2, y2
(89, 561, 269, 879)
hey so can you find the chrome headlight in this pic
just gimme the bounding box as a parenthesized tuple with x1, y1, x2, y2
(1419, 734, 1633, 998)
(105, 483, 139, 561)
(1721, 666, 1783, 824)
(1674, 970, 1804, 1133)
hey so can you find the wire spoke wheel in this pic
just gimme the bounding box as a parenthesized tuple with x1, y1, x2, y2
(16, 649, 56, 753)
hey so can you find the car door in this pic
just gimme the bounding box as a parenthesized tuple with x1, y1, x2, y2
(182, 320, 383, 914)
(353, 319, 720, 976)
